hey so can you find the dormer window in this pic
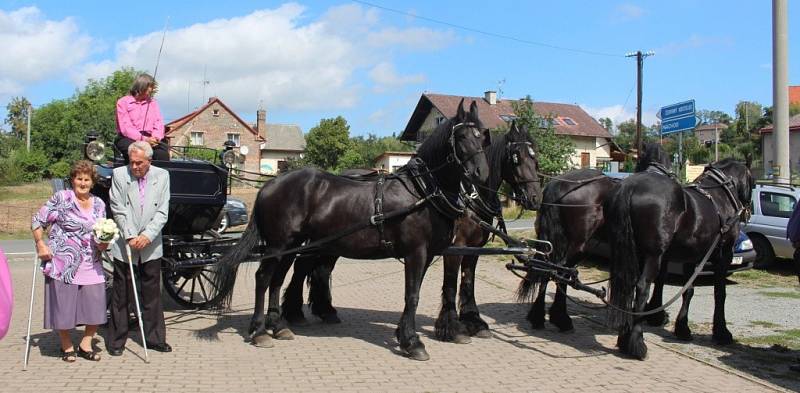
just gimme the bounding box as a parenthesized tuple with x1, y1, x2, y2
(212, 109, 220, 117)
(561, 117, 577, 126)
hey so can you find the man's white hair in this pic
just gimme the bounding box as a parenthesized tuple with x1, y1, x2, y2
(129, 141, 153, 159)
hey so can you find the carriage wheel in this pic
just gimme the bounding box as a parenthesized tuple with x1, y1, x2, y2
(162, 266, 224, 309)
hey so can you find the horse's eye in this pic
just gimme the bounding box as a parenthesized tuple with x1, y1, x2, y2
(527, 147, 535, 157)
(472, 128, 482, 138)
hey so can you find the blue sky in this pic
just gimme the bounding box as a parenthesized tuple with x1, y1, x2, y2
(0, 1, 797, 137)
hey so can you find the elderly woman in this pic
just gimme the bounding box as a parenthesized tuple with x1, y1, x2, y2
(114, 73, 169, 162)
(32, 161, 108, 362)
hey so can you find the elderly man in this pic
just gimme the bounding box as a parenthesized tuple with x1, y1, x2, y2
(107, 141, 171, 356)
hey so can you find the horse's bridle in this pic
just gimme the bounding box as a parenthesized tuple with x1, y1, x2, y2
(506, 141, 540, 207)
(448, 122, 487, 174)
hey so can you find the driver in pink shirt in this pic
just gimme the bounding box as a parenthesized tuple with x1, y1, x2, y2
(114, 73, 170, 162)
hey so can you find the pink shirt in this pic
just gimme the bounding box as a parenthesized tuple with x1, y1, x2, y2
(116, 95, 165, 141)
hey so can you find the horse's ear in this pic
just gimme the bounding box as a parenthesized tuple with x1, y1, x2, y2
(469, 100, 479, 119)
(457, 98, 466, 121)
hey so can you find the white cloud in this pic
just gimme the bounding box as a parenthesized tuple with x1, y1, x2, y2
(0, 7, 92, 95)
(75, 3, 455, 119)
(582, 103, 659, 132)
(369, 62, 426, 93)
(613, 4, 645, 21)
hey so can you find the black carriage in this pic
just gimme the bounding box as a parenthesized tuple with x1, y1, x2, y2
(63, 132, 254, 309)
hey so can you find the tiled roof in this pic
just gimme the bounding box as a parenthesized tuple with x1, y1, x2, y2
(695, 123, 728, 131)
(259, 124, 305, 151)
(790, 86, 800, 105)
(401, 93, 612, 141)
(165, 97, 264, 141)
(760, 113, 800, 133)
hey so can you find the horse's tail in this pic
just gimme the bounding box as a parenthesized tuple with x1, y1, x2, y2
(212, 203, 262, 312)
(516, 187, 565, 302)
(607, 184, 639, 330)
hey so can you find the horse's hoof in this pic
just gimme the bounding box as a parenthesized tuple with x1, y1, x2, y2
(712, 331, 734, 345)
(321, 313, 342, 324)
(674, 330, 693, 342)
(473, 329, 492, 339)
(252, 333, 274, 348)
(452, 334, 472, 344)
(274, 328, 295, 340)
(405, 347, 430, 361)
(529, 320, 545, 330)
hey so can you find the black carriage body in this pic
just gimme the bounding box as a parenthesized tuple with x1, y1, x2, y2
(92, 159, 228, 236)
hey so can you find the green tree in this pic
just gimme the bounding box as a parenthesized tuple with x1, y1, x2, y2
(598, 117, 613, 132)
(30, 68, 139, 163)
(305, 116, 352, 171)
(4, 96, 31, 139)
(511, 99, 575, 174)
(615, 119, 659, 152)
(697, 109, 732, 125)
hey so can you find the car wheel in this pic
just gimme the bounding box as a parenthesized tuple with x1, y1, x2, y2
(218, 214, 229, 233)
(750, 235, 775, 269)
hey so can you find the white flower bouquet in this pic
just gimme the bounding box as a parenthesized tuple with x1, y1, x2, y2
(93, 218, 119, 244)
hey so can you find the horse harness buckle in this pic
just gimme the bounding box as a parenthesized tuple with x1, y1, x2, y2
(371, 174, 394, 253)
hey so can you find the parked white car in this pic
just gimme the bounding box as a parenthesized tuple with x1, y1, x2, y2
(741, 183, 800, 268)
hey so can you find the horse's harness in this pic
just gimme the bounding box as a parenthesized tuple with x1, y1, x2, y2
(686, 165, 746, 235)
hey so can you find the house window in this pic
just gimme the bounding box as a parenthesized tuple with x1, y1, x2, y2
(227, 133, 240, 147)
(212, 109, 220, 117)
(435, 116, 446, 125)
(190, 131, 204, 146)
(277, 160, 288, 174)
(499, 114, 517, 122)
(562, 117, 577, 126)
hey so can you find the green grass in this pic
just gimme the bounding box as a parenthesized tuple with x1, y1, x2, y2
(502, 206, 536, 220)
(750, 320, 782, 329)
(740, 329, 800, 350)
(730, 268, 798, 288)
(758, 290, 800, 299)
(0, 231, 31, 240)
(0, 181, 52, 202)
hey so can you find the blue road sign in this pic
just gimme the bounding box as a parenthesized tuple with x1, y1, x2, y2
(661, 115, 697, 135)
(660, 99, 695, 121)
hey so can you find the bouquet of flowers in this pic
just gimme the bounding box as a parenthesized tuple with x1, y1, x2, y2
(93, 218, 119, 244)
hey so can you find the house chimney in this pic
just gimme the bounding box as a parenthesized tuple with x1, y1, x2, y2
(484, 91, 497, 105)
(257, 107, 266, 136)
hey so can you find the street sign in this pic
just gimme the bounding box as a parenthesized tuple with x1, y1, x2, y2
(661, 115, 697, 135)
(659, 99, 696, 135)
(660, 99, 695, 121)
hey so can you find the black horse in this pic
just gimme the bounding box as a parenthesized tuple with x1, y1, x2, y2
(212, 99, 491, 361)
(518, 143, 672, 332)
(280, 122, 543, 343)
(607, 158, 752, 360)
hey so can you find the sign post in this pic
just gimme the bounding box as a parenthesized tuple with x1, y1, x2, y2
(659, 99, 696, 176)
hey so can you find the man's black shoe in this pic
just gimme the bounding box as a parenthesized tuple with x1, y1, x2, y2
(107, 347, 124, 356)
(147, 342, 172, 353)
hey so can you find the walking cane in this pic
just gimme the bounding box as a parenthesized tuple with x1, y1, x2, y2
(23, 254, 39, 371)
(125, 244, 149, 363)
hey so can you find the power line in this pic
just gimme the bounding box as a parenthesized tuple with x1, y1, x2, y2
(352, 0, 625, 58)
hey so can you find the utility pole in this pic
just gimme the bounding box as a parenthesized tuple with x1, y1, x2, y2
(714, 123, 719, 162)
(773, 0, 790, 184)
(626, 50, 655, 157)
(25, 103, 32, 152)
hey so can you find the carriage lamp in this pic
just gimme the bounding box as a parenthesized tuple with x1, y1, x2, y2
(84, 131, 106, 162)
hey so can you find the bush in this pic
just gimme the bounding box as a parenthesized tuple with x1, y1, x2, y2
(48, 161, 71, 179)
(16, 149, 50, 182)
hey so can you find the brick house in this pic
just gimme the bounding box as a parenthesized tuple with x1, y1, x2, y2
(165, 97, 305, 175)
(760, 114, 800, 176)
(693, 123, 728, 145)
(400, 92, 617, 170)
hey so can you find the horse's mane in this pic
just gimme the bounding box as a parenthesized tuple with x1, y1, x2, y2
(415, 117, 455, 170)
(635, 142, 671, 172)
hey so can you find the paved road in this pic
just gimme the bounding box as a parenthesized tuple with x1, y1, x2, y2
(1, 252, 790, 393)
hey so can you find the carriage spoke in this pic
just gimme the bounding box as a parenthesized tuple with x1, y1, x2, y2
(198, 278, 209, 302)
(189, 277, 196, 304)
(177, 275, 190, 294)
(199, 271, 220, 291)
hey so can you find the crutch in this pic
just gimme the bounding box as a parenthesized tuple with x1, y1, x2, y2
(23, 254, 39, 371)
(125, 244, 149, 363)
